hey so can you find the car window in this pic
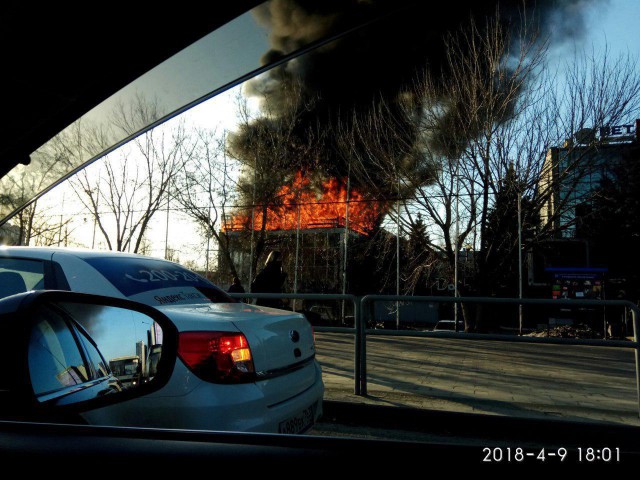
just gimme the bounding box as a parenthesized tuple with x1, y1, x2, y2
(28, 306, 90, 397)
(82, 256, 232, 306)
(0, 258, 44, 299)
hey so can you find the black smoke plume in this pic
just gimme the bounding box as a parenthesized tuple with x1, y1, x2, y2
(229, 0, 601, 203)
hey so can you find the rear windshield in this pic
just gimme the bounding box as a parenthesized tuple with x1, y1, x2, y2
(83, 257, 233, 306)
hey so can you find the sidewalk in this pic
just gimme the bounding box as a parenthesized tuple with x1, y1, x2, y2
(322, 386, 640, 426)
(316, 332, 640, 427)
(314, 400, 640, 449)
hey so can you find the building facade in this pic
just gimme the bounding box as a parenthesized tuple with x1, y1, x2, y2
(535, 120, 640, 309)
(540, 120, 639, 238)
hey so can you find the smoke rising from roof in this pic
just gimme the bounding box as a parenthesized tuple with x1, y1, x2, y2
(229, 0, 603, 209)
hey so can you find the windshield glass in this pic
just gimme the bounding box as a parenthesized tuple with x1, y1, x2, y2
(1, 0, 640, 445)
(0, 7, 271, 224)
(0, 1, 393, 225)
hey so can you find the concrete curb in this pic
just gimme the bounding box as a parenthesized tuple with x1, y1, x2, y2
(320, 400, 640, 448)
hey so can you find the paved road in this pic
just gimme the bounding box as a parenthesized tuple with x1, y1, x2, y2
(314, 332, 640, 426)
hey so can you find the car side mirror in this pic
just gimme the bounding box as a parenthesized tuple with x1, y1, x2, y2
(0, 290, 177, 420)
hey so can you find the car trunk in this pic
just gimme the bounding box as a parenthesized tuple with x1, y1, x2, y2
(157, 303, 319, 402)
(232, 308, 318, 408)
(230, 308, 316, 375)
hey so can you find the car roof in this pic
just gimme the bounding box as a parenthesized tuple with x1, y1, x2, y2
(0, 245, 171, 262)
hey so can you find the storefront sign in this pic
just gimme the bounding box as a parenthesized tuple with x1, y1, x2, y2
(599, 120, 638, 140)
(545, 267, 607, 300)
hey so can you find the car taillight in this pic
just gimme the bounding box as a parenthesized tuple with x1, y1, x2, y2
(178, 331, 256, 383)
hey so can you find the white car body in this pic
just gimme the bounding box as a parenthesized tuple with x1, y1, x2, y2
(0, 246, 324, 433)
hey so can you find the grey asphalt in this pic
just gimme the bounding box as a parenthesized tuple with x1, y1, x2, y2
(314, 332, 640, 426)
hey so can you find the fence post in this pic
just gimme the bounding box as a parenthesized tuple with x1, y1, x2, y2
(633, 306, 640, 418)
(354, 295, 362, 395)
(358, 296, 367, 396)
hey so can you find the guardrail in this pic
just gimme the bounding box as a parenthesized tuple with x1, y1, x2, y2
(229, 292, 640, 417)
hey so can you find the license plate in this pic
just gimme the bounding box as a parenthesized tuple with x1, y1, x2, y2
(278, 405, 315, 434)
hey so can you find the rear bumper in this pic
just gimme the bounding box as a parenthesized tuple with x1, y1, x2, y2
(83, 360, 324, 433)
(177, 360, 325, 433)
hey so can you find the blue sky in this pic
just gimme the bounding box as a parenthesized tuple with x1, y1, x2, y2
(562, 0, 639, 59)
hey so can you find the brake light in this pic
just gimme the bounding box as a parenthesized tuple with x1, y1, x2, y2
(178, 331, 255, 383)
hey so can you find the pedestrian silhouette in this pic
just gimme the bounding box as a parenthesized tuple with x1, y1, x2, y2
(251, 251, 287, 308)
(228, 276, 245, 294)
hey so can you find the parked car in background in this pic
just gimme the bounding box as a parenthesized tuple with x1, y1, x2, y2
(108, 355, 142, 389)
(433, 320, 465, 332)
(0, 246, 323, 433)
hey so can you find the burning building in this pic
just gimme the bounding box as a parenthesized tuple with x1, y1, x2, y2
(220, 172, 385, 293)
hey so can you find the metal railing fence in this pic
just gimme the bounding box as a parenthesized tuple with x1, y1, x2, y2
(229, 292, 640, 416)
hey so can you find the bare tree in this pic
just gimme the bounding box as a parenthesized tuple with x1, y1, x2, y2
(172, 127, 243, 279)
(338, 13, 640, 328)
(0, 168, 73, 246)
(69, 96, 191, 253)
(26, 201, 76, 247)
(399, 14, 549, 280)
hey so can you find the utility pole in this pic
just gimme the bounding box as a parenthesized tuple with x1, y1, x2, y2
(205, 206, 211, 277)
(91, 178, 100, 249)
(341, 165, 351, 322)
(249, 155, 257, 285)
(57, 192, 66, 247)
(396, 178, 401, 330)
(164, 191, 170, 259)
(294, 198, 301, 312)
(518, 192, 524, 335)
(454, 162, 460, 332)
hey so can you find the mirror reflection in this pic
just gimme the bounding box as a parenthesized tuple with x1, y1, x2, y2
(28, 302, 163, 403)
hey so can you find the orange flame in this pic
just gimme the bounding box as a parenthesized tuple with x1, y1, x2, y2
(223, 172, 384, 235)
